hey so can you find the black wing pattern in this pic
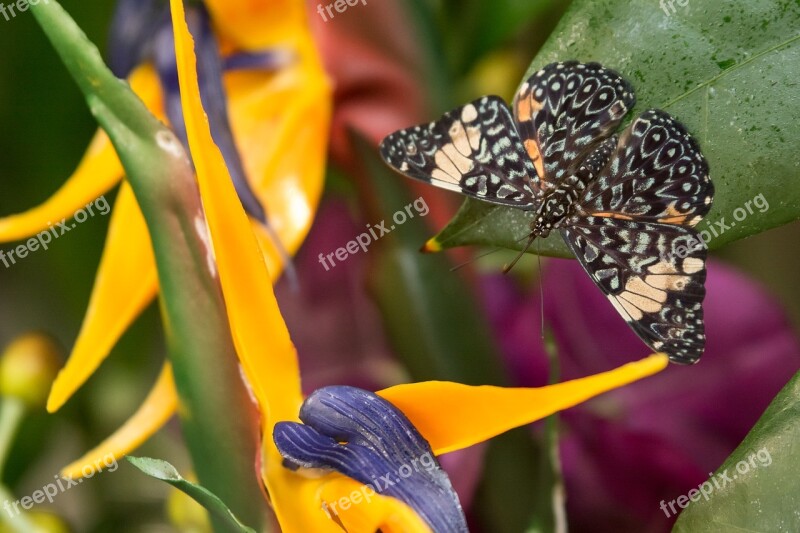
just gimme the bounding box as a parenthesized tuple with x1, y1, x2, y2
(562, 217, 707, 364)
(563, 110, 713, 364)
(379, 96, 540, 209)
(513, 61, 636, 193)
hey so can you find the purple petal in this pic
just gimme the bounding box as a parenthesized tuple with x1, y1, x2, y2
(107, 0, 165, 77)
(274, 386, 467, 532)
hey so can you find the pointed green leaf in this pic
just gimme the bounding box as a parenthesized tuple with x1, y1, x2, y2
(672, 368, 800, 531)
(433, 0, 800, 256)
(127, 457, 257, 533)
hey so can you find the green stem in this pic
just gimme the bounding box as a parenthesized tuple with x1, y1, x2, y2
(0, 398, 38, 533)
(0, 397, 25, 475)
(0, 484, 39, 533)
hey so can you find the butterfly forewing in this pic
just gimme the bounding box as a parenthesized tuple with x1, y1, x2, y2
(513, 61, 636, 193)
(577, 109, 714, 225)
(379, 96, 540, 208)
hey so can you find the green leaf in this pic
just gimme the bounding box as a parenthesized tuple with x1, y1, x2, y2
(29, 2, 267, 529)
(433, 0, 800, 256)
(127, 457, 257, 533)
(672, 368, 800, 532)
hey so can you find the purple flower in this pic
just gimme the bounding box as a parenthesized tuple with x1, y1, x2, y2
(481, 258, 800, 532)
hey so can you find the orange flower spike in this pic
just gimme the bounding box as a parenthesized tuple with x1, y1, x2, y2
(47, 182, 158, 413)
(379, 353, 670, 455)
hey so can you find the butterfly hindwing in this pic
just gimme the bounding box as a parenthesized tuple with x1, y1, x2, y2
(379, 96, 540, 209)
(562, 217, 707, 364)
(513, 61, 636, 193)
(577, 109, 713, 226)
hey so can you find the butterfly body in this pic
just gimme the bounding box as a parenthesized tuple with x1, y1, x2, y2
(380, 61, 713, 364)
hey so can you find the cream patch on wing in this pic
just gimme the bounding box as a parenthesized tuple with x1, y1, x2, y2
(431, 117, 478, 185)
(625, 276, 668, 303)
(609, 294, 643, 321)
(682, 257, 704, 274)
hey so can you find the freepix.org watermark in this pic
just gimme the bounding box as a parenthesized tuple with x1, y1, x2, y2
(0, 0, 47, 22)
(318, 197, 429, 271)
(315, 0, 367, 22)
(0, 195, 111, 269)
(665, 192, 769, 262)
(3, 453, 118, 518)
(660, 0, 689, 17)
(322, 451, 437, 519)
(659, 447, 772, 518)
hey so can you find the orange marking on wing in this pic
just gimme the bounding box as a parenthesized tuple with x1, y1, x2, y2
(658, 215, 689, 224)
(524, 139, 545, 179)
(589, 212, 634, 221)
(658, 204, 690, 224)
(516, 94, 543, 122)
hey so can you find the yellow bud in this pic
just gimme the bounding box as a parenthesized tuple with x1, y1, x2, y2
(465, 50, 527, 102)
(0, 333, 62, 409)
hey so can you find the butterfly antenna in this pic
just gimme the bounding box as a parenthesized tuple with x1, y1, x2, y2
(449, 233, 533, 273)
(450, 247, 504, 272)
(537, 238, 545, 340)
(502, 233, 536, 274)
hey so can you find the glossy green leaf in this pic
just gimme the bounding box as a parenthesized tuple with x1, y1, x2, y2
(672, 368, 800, 532)
(29, 2, 266, 529)
(127, 457, 256, 533)
(433, 0, 800, 256)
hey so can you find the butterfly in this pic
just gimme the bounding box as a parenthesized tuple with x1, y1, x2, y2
(379, 61, 713, 364)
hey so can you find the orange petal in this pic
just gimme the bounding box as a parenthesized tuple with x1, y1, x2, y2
(0, 65, 163, 243)
(263, 468, 431, 533)
(227, 51, 331, 266)
(47, 182, 158, 412)
(61, 363, 176, 479)
(379, 354, 670, 455)
(203, 0, 309, 50)
(0, 130, 122, 242)
(169, 0, 301, 425)
(319, 475, 432, 533)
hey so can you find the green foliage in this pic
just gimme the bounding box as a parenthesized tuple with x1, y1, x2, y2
(127, 457, 256, 533)
(433, 0, 800, 257)
(673, 368, 800, 531)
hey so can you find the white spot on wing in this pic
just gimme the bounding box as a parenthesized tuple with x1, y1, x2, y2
(461, 104, 478, 123)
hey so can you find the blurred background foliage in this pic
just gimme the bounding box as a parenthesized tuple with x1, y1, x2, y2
(0, 0, 798, 531)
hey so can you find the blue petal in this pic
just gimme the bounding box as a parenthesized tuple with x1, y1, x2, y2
(274, 386, 468, 532)
(223, 50, 295, 72)
(107, 0, 166, 77)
